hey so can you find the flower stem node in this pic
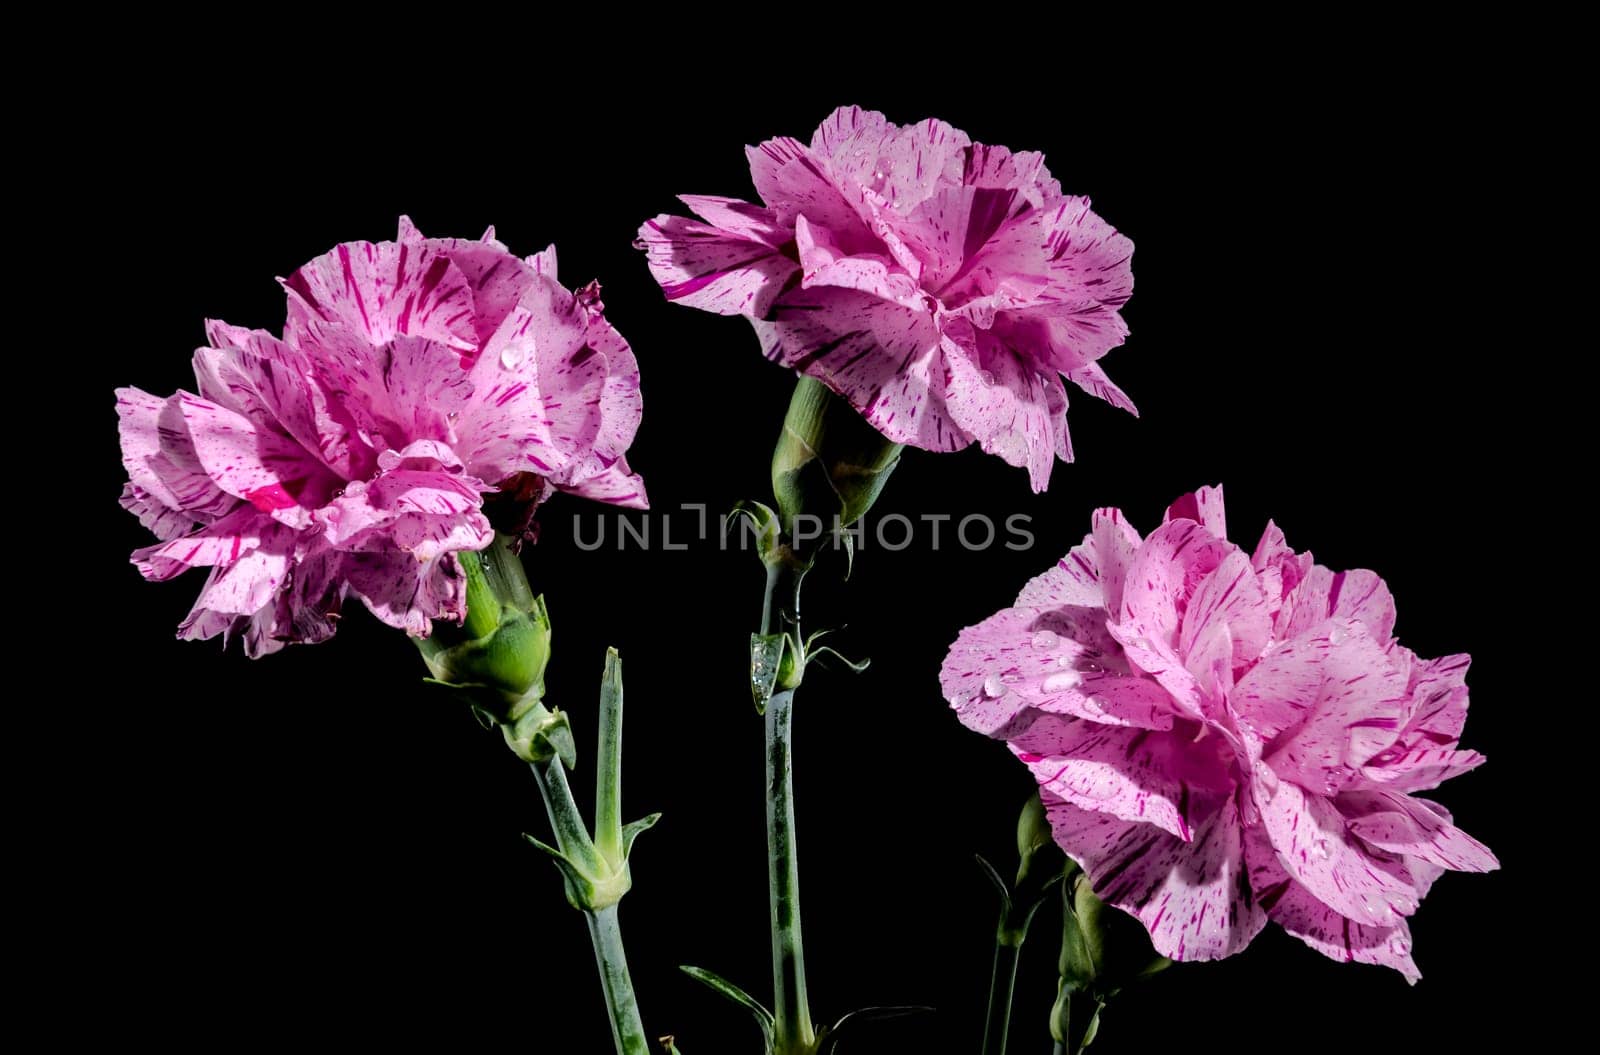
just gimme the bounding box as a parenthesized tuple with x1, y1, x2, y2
(525, 649, 660, 915)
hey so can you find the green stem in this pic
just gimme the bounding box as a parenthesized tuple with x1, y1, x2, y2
(586, 904, 650, 1055)
(761, 557, 814, 1054)
(529, 759, 647, 1055)
(766, 688, 813, 1053)
(982, 938, 1022, 1055)
(1051, 992, 1103, 1055)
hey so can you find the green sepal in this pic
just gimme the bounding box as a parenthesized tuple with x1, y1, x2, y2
(502, 702, 576, 767)
(619, 813, 662, 860)
(679, 966, 774, 1050)
(522, 832, 629, 912)
(816, 1006, 935, 1053)
(729, 500, 784, 567)
(523, 830, 632, 912)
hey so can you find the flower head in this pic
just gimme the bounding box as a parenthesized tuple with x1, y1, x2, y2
(941, 486, 1495, 980)
(637, 105, 1134, 492)
(117, 218, 646, 656)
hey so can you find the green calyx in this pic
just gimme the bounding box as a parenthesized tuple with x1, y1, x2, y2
(417, 534, 569, 764)
(771, 375, 903, 547)
(1050, 869, 1171, 1052)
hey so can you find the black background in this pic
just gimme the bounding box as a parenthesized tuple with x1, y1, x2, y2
(47, 58, 1546, 1053)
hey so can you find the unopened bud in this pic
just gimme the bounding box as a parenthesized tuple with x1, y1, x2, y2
(771, 375, 903, 547)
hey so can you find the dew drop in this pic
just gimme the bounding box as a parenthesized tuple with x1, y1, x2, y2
(1310, 838, 1331, 860)
(979, 370, 996, 386)
(983, 675, 1006, 698)
(501, 341, 529, 369)
(1031, 629, 1060, 651)
(1042, 671, 1082, 693)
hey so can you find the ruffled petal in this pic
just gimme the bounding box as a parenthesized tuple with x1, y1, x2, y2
(404, 217, 541, 347)
(1117, 518, 1236, 651)
(282, 237, 478, 362)
(316, 471, 486, 549)
(754, 288, 964, 453)
(1277, 565, 1398, 644)
(1014, 716, 1232, 839)
(1014, 507, 1142, 613)
(1244, 622, 1410, 794)
(560, 458, 649, 511)
(1047, 797, 1267, 962)
(115, 388, 235, 525)
(794, 215, 928, 312)
(1245, 829, 1421, 982)
(342, 548, 471, 635)
(635, 211, 798, 317)
(1340, 791, 1498, 873)
(942, 607, 1176, 734)
(175, 393, 338, 530)
(745, 135, 876, 249)
(941, 325, 1061, 491)
(132, 506, 276, 581)
(1250, 767, 1418, 927)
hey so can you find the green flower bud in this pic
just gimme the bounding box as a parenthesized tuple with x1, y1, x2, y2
(1015, 791, 1063, 888)
(417, 535, 550, 711)
(1050, 870, 1172, 1052)
(770, 375, 903, 545)
(416, 534, 572, 765)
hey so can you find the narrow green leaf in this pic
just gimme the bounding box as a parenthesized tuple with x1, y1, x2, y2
(679, 965, 774, 1048)
(595, 647, 625, 867)
(807, 645, 871, 674)
(819, 1006, 935, 1053)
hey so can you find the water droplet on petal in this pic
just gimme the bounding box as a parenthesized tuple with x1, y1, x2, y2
(979, 370, 996, 386)
(501, 340, 530, 369)
(1031, 629, 1059, 650)
(983, 675, 1006, 698)
(1056, 654, 1075, 668)
(1310, 838, 1331, 860)
(1042, 671, 1082, 693)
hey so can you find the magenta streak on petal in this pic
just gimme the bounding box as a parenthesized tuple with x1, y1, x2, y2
(245, 484, 298, 512)
(118, 220, 648, 656)
(635, 105, 1135, 492)
(938, 487, 1494, 978)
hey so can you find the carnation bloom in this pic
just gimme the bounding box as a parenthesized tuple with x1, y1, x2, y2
(637, 105, 1134, 492)
(941, 486, 1494, 980)
(117, 218, 646, 656)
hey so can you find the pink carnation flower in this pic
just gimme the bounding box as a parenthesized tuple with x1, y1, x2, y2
(637, 105, 1134, 491)
(117, 218, 646, 656)
(941, 486, 1494, 980)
